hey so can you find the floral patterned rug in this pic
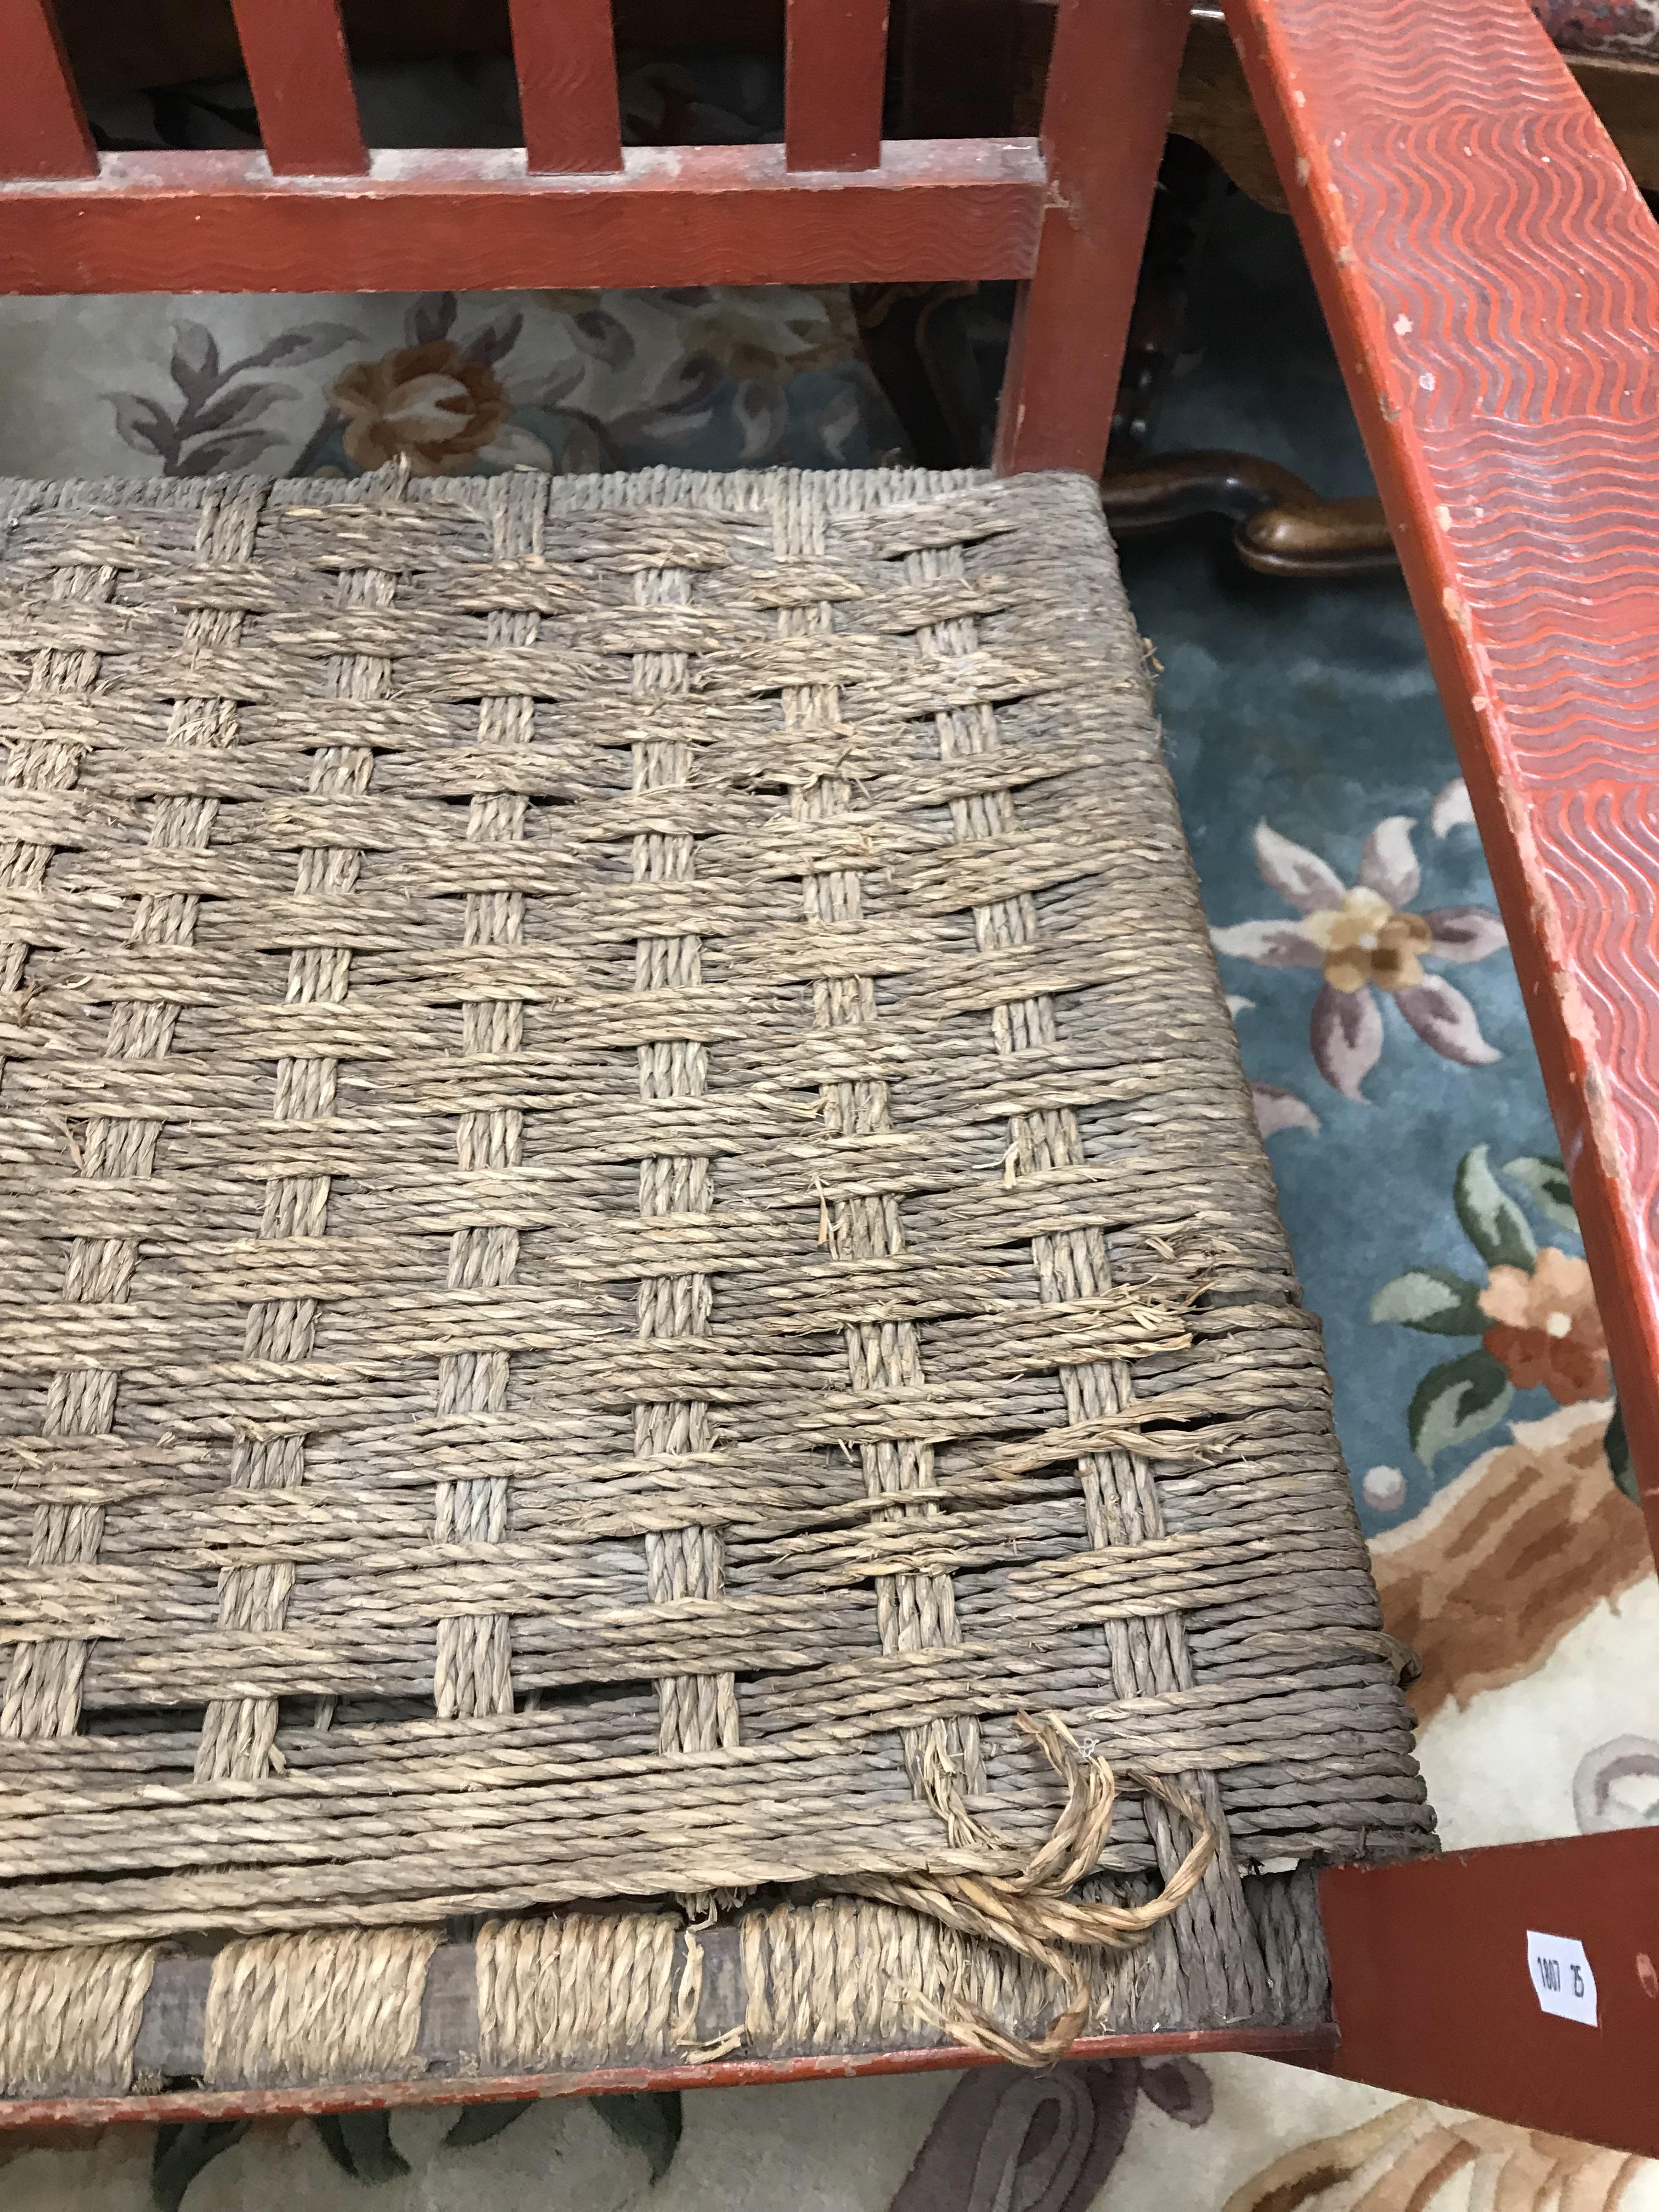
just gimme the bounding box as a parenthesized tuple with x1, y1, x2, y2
(1127, 195, 1659, 1864)
(0, 68, 1654, 2212)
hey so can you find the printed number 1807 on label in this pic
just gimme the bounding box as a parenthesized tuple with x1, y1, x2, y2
(1527, 1932, 1599, 2027)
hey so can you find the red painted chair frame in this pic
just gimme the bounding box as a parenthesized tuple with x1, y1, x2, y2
(0, 0, 1180, 482)
(0, 0, 1656, 2154)
(1226, 0, 1659, 2155)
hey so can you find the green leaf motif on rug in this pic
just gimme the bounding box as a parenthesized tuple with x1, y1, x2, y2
(1369, 1266, 1486, 1335)
(1407, 1348, 1514, 1470)
(444, 2098, 538, 2149)
(151, 2122, 251, 2212)
(1605, 1403, 1638, 1504)
(1370, 1141, 1620, 1491)
(1454, 1144, 1537, 1271)
(314, 2112, 410, 2184)
(1502, 1153, 1581, 1235)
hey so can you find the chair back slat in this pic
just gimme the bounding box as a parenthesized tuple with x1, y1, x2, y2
(786, 0, 890, 172)
(0, 0, 1155, 491)
(0, 0, 94, 178)
(229, 0, 368, 176)
(510, 0, 623, 172)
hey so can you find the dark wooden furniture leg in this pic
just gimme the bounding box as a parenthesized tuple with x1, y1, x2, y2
(1110, 132, 1228, 456)
(1100, 450, 1397, 575)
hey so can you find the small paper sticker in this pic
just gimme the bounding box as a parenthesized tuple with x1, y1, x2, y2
(1527, 1932, 1599, 2027)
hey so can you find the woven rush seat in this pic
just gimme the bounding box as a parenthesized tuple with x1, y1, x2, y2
(0, 462, 1432, 2103)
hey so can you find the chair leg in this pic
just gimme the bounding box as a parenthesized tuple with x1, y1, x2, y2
(1306, 1831, 1659, 2158)
(992, 0, 1192, 476)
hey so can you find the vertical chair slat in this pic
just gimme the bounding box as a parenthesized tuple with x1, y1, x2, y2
(229, 0, 368, 177)
(786, 0, 891, 172)
(510, 0, 623, 174)
(0, 0, 94, 179)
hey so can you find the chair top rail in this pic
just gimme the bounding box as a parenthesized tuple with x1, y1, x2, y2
(0, 0, 1045, 292)
(0, 137, 1046, 292)
(4, 0, 901, 183)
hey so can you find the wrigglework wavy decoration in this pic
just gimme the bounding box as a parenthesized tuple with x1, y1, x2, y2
(1228, 0, 1659, 1503)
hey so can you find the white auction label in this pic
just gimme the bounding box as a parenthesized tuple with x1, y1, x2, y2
(1526, 1932, 1599, 2026)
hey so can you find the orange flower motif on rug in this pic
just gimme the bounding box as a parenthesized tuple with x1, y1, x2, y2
(330, 340, 510, 474)
(1367, 1144, 1628, 1491)
(1479, 1245, 1611, 1405)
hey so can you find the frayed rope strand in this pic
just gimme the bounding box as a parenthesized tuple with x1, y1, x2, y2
(835, 1711, 1217, 2067)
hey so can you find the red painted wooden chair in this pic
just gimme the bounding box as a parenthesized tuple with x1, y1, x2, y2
(0, 0, 1654, 2153)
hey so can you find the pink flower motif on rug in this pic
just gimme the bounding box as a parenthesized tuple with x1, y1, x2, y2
(1212, 818, 1508, 1100)
(1226, 997, 1321, 1139)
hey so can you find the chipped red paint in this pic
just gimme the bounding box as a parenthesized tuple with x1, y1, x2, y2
(1224, 0, 1659, 1557)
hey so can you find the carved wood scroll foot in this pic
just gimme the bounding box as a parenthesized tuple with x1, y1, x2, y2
(1100, 449, 1398, 577)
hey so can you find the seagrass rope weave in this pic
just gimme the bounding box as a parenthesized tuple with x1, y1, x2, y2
(0, 464, 1432, 2101)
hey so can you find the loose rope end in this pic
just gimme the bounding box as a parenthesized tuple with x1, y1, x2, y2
(839, 1712, 1219, 2068)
